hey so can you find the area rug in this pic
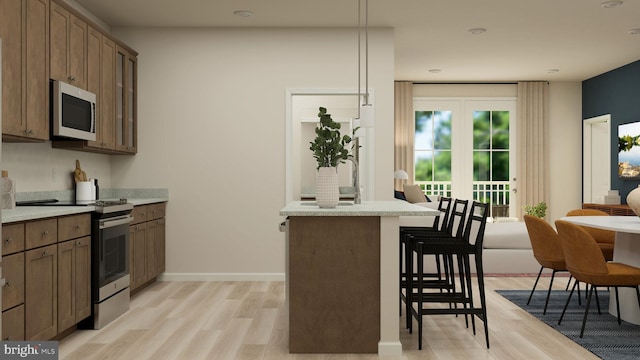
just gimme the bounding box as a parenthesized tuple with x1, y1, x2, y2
(496, 289, 640, 360)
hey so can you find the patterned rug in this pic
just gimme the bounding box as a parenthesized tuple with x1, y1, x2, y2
(497, 289, 640, 360)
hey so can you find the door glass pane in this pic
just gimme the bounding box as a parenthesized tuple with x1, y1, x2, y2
(473, 111, 490, 149)
(492, 151, 509, 181)
(415, 110, 452, 197)
(473, 150, 490, 181)
(492, 111, 510, 149)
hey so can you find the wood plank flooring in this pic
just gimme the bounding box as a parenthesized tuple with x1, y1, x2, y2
(59, 276, 600, 360)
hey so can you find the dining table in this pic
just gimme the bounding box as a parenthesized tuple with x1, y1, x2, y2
(560, 215, 640, 325)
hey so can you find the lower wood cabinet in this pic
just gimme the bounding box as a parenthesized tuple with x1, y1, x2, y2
(57, 236, 91, 332)
(130, 203, 166, 293)
(2, 305, 25, 341)
(4, 213, 91, 341)
(25, 243, 58, 340)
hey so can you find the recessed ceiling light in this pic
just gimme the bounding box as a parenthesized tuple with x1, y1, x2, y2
(428, 69, 442, 73)
(546, 69, 560, 74)
(629, 28, 640, 35)
(233, 10, 253, 17)
(469, 28, 487, 35)
(601, 1, 623, 8)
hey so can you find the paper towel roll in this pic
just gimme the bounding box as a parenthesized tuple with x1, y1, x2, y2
(76, 181, 93, 202)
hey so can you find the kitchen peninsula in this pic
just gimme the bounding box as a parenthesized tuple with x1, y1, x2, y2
(280, 200, 439, 355)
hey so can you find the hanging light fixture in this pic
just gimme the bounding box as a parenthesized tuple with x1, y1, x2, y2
(356, 0, 375, 129)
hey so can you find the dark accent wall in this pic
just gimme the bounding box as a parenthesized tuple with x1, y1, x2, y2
(582, 60, 640, 203)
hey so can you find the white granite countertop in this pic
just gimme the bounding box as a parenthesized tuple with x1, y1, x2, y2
(280, 200, 440, 217)
(2, 196, 168, 224)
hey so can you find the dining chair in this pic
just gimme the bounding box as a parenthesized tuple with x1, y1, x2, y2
(555, 220, 640, 338)
(407, 201, 490, 349)
(523, 215, 577, 315)
(565, 209, 615, 261)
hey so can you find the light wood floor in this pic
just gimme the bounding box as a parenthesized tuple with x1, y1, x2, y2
(59, 276, 600, 360)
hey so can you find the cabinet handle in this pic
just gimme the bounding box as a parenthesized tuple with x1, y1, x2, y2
(42, 250, 48, 256)
(75, 224, 81, 230)
(24, 129, 33, 135)
(77, 241, 82, 246)
(5, 237, 12, 243)
(4, 336, 11, 341)
(4, 281, 9, 287)
(42, 230, 48, 237)
(68, 75, 76, 82)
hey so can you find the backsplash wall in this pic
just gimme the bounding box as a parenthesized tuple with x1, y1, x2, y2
(1, 142, 112, 192)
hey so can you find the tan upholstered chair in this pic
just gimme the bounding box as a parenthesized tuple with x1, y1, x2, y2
(565, 209, 615, 261)
(555, 220, 640, 338)
(523, 215, 573, 314)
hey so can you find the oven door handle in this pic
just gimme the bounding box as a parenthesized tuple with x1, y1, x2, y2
(99, 215, 133, 229)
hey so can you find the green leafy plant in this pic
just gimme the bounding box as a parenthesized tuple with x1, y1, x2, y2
(523, 202, 547, 218)
(309, 107, 354, 169)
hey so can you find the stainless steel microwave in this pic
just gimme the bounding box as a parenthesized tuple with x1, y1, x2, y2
(51, 80, 97, 141)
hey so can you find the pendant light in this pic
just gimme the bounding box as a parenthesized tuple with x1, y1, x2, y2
(356, 0, 375, 129)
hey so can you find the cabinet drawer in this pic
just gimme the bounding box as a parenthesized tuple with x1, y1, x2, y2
(2, 223, 25, 255)
(2, 252, 25, 311)
(58, 213, 91, 241)
(2, 304, 25, 341)
(148, 203, 166, 220)
(131, 205, 148, 224)
(26, 218, 58, 250)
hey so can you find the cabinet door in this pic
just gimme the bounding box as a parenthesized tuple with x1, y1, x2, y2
(87, 26, 103, 148)
(57, 240, 75, 332)
(50, 1, 87, 88)
(25, 244, 57, 340)
(155, 219, 166, 275)
(0, 0, 24, 137)
(2, 0, 49, 140)
(100, 37, 116, 149)
(130, 223, 147, 291)
(75, 236, 92, 321)
(25, 218, 57, 250)
(2, 252, 25, 311)
(2, 305, 25, 341)
(2, 223, 25, 256)
(24, 0, 50, 140)
(146, 220, 157, 281)
(116, 47, 137, 153)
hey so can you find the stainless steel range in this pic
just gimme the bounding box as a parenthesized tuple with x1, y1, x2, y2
(89, 199, 134, 329)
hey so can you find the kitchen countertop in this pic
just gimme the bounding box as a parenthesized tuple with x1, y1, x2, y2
(1, 197, 168, 224)
(280, 200, 440, 217)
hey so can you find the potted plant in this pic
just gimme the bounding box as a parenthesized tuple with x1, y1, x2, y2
(309, 107, 354, 208)
(523, 202, 547, 218)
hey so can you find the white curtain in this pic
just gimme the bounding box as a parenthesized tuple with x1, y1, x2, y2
(394, 81, 414, 190)
(516, 81, 549, 218)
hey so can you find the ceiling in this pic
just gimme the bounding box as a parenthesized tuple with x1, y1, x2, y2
(71, 0, 640, 82)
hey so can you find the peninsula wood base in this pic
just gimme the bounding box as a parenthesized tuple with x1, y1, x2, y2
(288, 216, 380, 353)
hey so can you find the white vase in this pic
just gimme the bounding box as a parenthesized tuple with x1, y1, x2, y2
(627, 185, 640, 217)
(315, 167, 339, 208)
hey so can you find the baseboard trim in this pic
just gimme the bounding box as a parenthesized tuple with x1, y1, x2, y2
(158, 273, 286, 282)
(378, 341, 402, 356)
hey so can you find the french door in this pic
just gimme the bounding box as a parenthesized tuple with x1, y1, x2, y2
(413, 98, 517, 218)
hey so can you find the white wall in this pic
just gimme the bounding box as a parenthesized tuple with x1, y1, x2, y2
(1, 142, 112, 192)
(547, 82, 583, 222)
(109, 27, 395, 278)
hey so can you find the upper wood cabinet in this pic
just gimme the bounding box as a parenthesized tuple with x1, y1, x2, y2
(51, 4, 137, 155)
(0, 0, 50, 142)
(116, 46, 137, 154)
(50, 1, 87, 89)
